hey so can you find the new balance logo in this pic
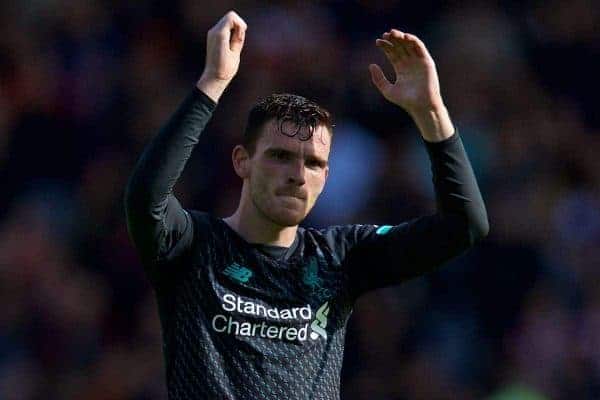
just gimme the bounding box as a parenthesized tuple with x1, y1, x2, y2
(223, 263, 253, 283)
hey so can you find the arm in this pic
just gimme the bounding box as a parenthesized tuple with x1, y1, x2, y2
(346, 29, 489, 297)
(124, 11, 247, 284)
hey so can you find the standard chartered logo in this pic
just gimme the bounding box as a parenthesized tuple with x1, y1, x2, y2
(211, 293, 330, 342)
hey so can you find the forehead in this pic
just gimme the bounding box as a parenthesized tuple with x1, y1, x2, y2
(255, 119, 331, 158)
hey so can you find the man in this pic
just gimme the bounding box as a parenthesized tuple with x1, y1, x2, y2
(125, 10, 488, 400)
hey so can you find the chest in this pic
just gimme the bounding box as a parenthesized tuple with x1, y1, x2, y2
(201, 244, 344, 308)
(182, 241, 352, 344)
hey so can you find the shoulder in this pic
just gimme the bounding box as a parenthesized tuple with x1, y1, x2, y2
(184, 210, 227, 246)
(300, 224, 379, 261)
(186, 209, 215, 228)
(306, 224, 379, 243)
(303, 222, 408, 252)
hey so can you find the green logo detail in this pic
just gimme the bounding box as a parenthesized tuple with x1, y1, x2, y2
(223, 263, 253, 283)
(375, 225, 393, 235)
(303, 258, 320, 288)
(310, 302, 330, 340)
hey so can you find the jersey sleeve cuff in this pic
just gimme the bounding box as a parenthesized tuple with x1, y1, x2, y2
(421, 128, 460, 149)
(192, 85, 218, 110)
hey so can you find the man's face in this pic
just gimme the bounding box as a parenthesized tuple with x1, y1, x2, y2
(246, 119, 331, 227)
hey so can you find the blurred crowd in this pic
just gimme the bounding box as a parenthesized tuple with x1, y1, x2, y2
(1, 1, 599, 399)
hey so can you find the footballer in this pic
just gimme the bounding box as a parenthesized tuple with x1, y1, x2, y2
(125, 10, 488, 400)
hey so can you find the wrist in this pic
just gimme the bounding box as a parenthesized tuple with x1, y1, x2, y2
(196, 74, 231, 103)
(409, 103, 455, 143)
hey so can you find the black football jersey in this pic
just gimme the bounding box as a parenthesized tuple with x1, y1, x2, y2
(157, 212, 376, 399)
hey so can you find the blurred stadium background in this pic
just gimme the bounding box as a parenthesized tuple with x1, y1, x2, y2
(1, 1, 599, 399)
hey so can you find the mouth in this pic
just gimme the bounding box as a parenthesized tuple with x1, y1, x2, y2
(278, 193, 307, 201)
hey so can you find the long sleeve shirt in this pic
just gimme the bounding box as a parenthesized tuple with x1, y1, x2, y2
(124, 86, 489, 400)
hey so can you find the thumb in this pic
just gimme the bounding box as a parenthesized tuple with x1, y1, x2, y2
(230, 25, 246, 53)
(369, 64, 391, 95)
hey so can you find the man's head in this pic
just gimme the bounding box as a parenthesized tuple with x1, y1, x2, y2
(231, 94, 333, 227)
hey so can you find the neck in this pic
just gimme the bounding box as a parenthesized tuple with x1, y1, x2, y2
(223, 194, 298, 248)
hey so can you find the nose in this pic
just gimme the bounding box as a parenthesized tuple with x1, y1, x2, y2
(287, 160, 306, 186)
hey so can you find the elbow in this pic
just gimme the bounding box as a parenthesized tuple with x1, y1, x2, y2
(123, 179, 136, 213)
(467, 211, 490, 245)
(123, 174, 145, 216)
(123, 183, 137, 225)
(444, 211, 489, 249)
(123, 175, 167, 224)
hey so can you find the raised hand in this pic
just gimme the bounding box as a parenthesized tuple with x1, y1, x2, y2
(369, 29, 443, 115)
(197, 11, 247, 102)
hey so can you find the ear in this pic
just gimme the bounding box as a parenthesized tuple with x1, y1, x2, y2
(320, 165, 329, 192)
(232, 145, 251, 179)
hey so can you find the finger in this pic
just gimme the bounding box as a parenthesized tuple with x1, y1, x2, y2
(230, 24, 246, 52)
(369, 64, 392, 94)
(210, 15, 234, 49)
(224, 11, 246, 26)
(230, 12, 248, 32)
(386, 30, 411, 58)
(376, 39, 400, 63)
(388, 31, 419, 57)
(375, 38, 394, 53)
(212, 11, 246, 53)
(403, 33, 428, 58)
(405, 41, 419, 57)
(216, 10, 247, 34)
(376, 38, 393, 47)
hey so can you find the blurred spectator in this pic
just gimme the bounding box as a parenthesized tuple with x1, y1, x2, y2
(1, 1, 599, 398)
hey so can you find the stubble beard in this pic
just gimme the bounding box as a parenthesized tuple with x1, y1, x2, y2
(251, 186, 306, 228)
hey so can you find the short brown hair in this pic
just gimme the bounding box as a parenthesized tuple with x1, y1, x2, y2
(242, 93, 334, 155)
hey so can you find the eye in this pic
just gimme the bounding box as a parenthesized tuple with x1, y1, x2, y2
(306, 159, 323, 169)
(271, 150, 290, 161)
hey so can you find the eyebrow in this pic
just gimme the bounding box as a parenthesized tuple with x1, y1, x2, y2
(265, 147, 328, 166)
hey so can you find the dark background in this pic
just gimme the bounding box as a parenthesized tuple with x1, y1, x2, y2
(1, 1, 599, 399)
